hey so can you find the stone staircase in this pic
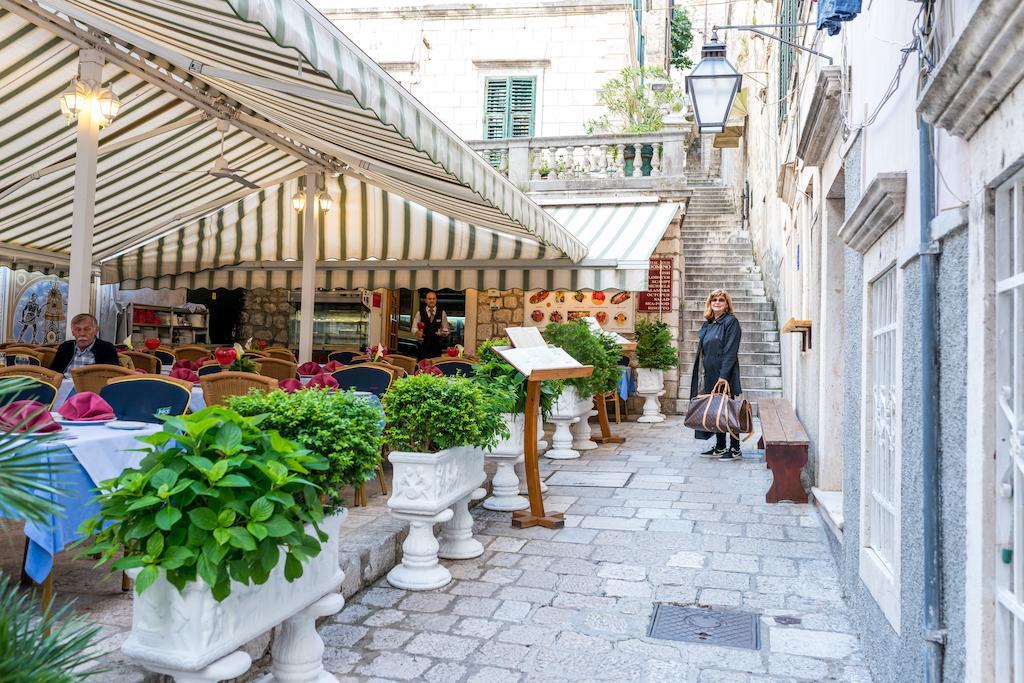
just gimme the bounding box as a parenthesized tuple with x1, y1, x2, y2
(677, 183, 783, 415)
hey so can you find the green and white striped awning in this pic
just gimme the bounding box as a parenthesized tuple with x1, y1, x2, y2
(0, 0, 583, 270)
(102, 176, 679, 292)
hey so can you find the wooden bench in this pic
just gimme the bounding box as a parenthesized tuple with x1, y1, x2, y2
(757, 398, 810, 504)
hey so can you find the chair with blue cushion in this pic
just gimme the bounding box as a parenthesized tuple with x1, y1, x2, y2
(197, 363, 223, 377)
(153, 348, 176, 368)
(100, 376, 191, 423)
(0, 376, 58, 409)
(2, 351, 41, 366)
(327, 350, 364, 366)
(430, 359, 476, 377)
(331, 365, 395, 397)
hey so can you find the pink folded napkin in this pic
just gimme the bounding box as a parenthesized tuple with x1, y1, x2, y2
(1, 400, 62, 432)
(306, 373, 338, 389)
(58, 392, 116, 421)
(297, 361, 322, 375)
(278, 378, 302, 393)
(172, 359, 198, 371)
(168, 367, 199, 383)
(322, 360, 344, 372)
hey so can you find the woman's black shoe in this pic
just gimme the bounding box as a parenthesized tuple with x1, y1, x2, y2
(701, 446, 725, 458)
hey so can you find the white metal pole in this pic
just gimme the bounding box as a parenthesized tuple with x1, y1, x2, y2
(298, 170, 318, 363)
(66, 49, 104, 337)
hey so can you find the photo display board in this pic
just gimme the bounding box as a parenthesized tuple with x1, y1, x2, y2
(524, 289, 635, 333)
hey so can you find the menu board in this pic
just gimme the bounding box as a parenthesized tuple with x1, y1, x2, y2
(493, 344, 583, 377)
(637, 258, 673, 312)
(524, 289, 635, 333)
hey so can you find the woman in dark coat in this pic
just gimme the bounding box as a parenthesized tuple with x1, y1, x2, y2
(689, 289, 743, 460)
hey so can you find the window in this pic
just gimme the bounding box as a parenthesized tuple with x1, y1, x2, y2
(860, 264, 901, 629)
(995, 172, 1024, 682)
(483, 77, 536, 140)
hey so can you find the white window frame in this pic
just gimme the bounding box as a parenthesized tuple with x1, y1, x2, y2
(995, 169, 1024, 683)
(859, 249, 903, 632)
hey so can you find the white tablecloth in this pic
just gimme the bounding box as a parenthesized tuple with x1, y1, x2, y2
(54, 381, 74, 409)
(190, 386, 205, 411)
(48, 420, 162, 484)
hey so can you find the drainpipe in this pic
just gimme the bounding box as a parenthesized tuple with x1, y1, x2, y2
(918, 114, 944, 683)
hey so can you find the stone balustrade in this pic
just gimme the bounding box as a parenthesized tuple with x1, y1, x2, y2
(468, 131, 689, 191)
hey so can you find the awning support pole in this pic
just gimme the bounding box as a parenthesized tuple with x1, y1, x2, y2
(67, 49, 104, 336)
(298, 169, 318, 363)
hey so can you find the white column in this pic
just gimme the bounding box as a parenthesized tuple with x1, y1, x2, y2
(297, 170, 318, 363)
(66, 50, 104, 337)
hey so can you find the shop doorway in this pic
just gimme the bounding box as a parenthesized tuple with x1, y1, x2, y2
(188, 288, 243, 343)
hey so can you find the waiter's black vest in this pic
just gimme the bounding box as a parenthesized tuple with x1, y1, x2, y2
(418, 303, 446, 358)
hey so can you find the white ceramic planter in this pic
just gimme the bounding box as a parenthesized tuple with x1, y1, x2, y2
(387, 446, 486, 590)
(571, 395, 598, 450)
(483, 413, 529, 511)
(122, 511, 347, 683)
(546, 385, 581, 459)
(636, 368, 667, 423)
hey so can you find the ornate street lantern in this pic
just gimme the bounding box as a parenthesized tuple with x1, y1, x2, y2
(685, 33, 742, 135)
(291, 190, 306, 212)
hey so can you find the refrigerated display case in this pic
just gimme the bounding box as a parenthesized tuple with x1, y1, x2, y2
(288, 291, 369, 350)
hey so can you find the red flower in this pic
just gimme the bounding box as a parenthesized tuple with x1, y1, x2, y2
(257, 339, 267, 350)
(144, 338, 160, 350)
(214, 347, 236, 366)
(446, 347, 459, 357)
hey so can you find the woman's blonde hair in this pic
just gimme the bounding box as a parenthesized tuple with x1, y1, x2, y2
(703, 289, 734, 321)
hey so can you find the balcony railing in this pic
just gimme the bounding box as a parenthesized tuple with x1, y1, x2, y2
(467, 130, 689, 192)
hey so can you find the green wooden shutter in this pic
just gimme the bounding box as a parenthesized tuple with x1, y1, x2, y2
(508, 77, 536, 137)
(484, 78, 509, 140)
(778, 0, 800, 127)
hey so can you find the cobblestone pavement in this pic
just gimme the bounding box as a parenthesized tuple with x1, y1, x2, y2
(324, 417, 873, 682)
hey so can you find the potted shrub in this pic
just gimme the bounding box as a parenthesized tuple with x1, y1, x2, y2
(541, 320, 622, 459)
(472, 341, 561, 511)
(78, 407, 346, 682)
(226, 388, 384, 509)
(381, 373, 508, 590)
(634, 319, 678, 423)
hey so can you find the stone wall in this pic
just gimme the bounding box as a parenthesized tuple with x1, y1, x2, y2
(240, 289, 292, 345)
(474, 289, 524, 342)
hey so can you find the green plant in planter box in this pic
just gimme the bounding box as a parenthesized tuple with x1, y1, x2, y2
(78, 407, 328, 602)
(472, 340, 561, 417)
(542, 320, 621, 397)
(227, 388, 384, 509)
(382, 373, 509, 453)
(634, 319, 678, 371)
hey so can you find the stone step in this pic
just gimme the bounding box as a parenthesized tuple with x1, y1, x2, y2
(681, 329, 780, 343)
(680, 339, 780, 354)
(686, 320, 778, 333)
(685, 275, 763, 283)
(685, 266, 761, 275)
(682, 296, 771, 305)
(684, 288, 767, 298)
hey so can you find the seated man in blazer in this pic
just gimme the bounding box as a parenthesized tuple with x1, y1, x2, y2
(50, 313, 119, 377)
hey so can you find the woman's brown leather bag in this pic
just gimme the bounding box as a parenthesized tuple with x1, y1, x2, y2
(684, 379, 754, 439)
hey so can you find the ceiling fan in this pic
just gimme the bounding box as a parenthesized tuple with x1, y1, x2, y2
(159, 120, 259, 189)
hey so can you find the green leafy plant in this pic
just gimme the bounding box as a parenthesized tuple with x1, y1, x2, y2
(382, 373, 509, 453)
(584, 67, 685, 134)
(634, 319, 679, 371)
(543, 320, 621, 397)
(230, 356, 258, 373)
(670, 8, 695, 70)
(227, 388, 383, 509)
(472, 340, 562, 416)
(0, 380, 102, 681)
(78, 407, 329, 602)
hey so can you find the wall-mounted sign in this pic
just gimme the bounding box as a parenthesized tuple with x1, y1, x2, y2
(523, 289, 635, 333)
(637, 258, 673, 312)
(7, 272, 68, 344)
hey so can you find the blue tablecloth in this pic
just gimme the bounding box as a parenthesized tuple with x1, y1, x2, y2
(618, 366, 636, 401)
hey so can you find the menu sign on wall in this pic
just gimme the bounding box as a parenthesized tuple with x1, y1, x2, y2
(637, 258, 673, 312)
(523, 289, 635, 333)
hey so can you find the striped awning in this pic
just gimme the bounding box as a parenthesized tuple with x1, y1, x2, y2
(102, 176, 679, 292)
(0, 0, 583, 270)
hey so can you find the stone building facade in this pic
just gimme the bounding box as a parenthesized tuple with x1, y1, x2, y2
(718, 0, 1024, 680)
(239, 289, 292, 346)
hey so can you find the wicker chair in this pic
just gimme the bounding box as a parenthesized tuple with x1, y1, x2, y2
(71, 364, 136, 395)
(429, 358, 477, 377)
(122, 351, 160, 374)
(0, 365, 63, 390)
(386, 354, 417, 375)
(255, 357, 298, 381)
(263, 347, 296, 362)
(2, 349, 41, 366)
(34, 347, 56, 369)
(117, 354, 135, 369)
(366, 361, 406, 379)
(153, 348, 176, 367)
(174, 345, 210, 362)
(331, 364, 396, 396)
(0, 376, 58, 409)
(199, 371, 277, 407)
(3, 346, 38, 355)
(101, 376, 192, 422)
(327, 349, 364, 365)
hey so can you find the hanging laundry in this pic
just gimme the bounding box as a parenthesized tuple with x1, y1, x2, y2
(817, 0, 862, 36)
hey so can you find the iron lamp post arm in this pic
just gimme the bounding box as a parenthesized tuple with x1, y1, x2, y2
(712, 24, 835, 66)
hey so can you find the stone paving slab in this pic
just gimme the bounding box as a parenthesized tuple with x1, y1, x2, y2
(324, 418, 872, 682)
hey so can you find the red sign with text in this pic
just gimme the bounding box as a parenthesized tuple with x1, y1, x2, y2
(637, 258, 673, 312)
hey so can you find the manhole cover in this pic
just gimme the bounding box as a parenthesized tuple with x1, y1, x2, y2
(647, 604, 761, 650)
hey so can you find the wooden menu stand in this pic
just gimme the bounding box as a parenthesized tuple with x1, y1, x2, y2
(512, 366, 593, 528)
(590, 328, 635, 445)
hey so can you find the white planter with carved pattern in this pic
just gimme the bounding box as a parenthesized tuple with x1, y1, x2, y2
(545, 385, 582, 459)
(483, 413, 530, 511)
(636, 368, 666, 423)
(387, 446, 486, 590)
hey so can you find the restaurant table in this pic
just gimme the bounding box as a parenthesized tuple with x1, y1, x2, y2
(11, 421, 161, 585)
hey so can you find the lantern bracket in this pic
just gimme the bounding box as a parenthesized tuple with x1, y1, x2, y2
(712, 25, 834, 66)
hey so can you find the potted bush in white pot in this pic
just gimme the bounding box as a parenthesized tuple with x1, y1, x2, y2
(542, 320, 623, 458)
(381, 373, 508, 590)
(634, 319, 679, 423)
(472, 340, 561, 510)
(79, 406, 353, 683)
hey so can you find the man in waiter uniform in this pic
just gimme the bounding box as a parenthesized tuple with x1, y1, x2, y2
(412, 291, 449, 360)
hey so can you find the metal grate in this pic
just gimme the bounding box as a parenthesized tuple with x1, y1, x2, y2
(647, 604, 761, 650)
